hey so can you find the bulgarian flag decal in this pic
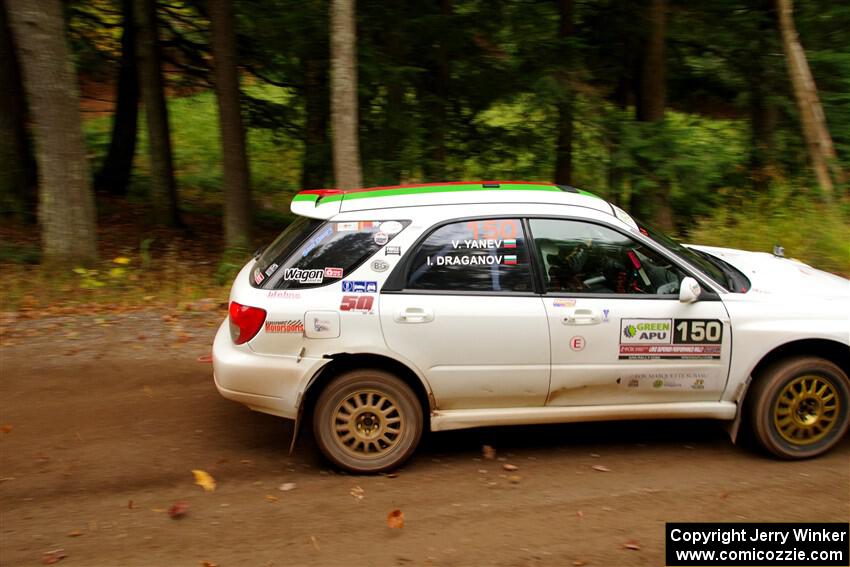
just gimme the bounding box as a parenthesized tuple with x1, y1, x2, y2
(504, 255, 518, 265)
(503, 239, 517, 248)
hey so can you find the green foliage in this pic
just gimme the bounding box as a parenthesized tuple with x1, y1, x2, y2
(0, 242, 40, 264)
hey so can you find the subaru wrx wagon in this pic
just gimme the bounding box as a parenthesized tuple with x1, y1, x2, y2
(213, 181, 850, 473)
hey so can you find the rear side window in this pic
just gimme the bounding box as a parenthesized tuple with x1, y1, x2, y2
(405, 218, 533, 292)
(253, 220, 409, 290)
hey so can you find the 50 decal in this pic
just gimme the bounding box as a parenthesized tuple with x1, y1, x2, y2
(673, 319, 723, 344)
(340, 295, 374, 313)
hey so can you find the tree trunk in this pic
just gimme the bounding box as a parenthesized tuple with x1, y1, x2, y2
(329, 0, 363, 190)
(635, 0, 672, 231)
(423, 0, 452, 182)
(301, 54, 330, 190)
(94, 0, 138, 196)
(209, 0, 251, 248)
(135, 0, 181, 226)
(776, 0, 844, 196)
(381, 10, 405, 185)
(7, 0, 98, 265)
(636, 0, 666, 123)
(0, 0, 36, 220)
(553, 0, 574, 186)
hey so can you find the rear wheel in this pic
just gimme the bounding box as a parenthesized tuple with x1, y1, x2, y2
(748, 357, 849, 459)
(313, 369, 423, 473)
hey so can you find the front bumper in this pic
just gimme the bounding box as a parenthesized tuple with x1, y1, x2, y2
(211, 320, 328, 419)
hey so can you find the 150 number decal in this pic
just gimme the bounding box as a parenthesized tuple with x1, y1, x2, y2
(673, 319, 723, 344)
(340, 295, 374, 312)
(466, 220, 518, 240)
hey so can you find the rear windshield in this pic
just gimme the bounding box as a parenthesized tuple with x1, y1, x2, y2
(252, 219, 409, 289)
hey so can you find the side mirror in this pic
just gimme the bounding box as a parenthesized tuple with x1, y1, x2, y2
(679, 277, 702, 303)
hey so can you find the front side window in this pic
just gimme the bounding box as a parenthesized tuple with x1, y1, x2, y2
(406, 218, 533, 292)
(530, 219, 685, 295)
(254, 220, 408, 289)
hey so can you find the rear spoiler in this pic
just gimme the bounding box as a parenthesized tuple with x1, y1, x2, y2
(290, 189, 344, 219)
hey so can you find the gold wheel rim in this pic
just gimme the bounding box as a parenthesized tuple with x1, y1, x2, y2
(773, 374, 840, 445)
(332, 389, 404, 459)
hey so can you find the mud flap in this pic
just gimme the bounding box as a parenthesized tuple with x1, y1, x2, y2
(289, 400, 304, 455)
(724, 375, 753, 444)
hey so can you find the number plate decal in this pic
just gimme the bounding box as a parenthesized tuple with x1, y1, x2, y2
(619, 318, 723, 360)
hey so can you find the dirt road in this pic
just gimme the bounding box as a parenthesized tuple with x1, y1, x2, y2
(1, 310, 848, 567)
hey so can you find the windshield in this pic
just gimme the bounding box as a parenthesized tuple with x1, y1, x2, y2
(636, 222, 728, 290)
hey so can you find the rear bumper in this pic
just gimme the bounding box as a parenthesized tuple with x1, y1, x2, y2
(211, 320, 328, 419)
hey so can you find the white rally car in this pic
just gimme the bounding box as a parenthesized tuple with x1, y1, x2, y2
(213, 181, 850, 473)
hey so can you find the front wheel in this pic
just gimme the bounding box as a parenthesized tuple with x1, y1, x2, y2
(313, 369, 423, 474)
(748, 356, 850, 459)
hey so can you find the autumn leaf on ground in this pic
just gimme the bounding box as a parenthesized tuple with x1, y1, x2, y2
(502, 463, 518, 472)
(350, 486, 365, 501)
(278, 482, 296, 492)
(591, 465, 611, 472)
(622, 539, 641, 551)
(1, 424, 13, 434)
(387, 509, 404, 529)
(168, 500, 189, 518)
(265, 495, 279, 503)
(482, 445, 496, 460)
(192, 469, 216, 492)
(66, 530, 83, 537)
(41, 549, 67, 564)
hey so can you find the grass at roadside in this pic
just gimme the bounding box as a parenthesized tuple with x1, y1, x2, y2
(689, 189, 850, 277)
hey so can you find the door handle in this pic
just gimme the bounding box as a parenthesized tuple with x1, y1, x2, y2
(395, 307, 434, 323)
(562, 308, 602, 325)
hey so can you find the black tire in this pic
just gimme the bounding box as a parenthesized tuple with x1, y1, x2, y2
(747, 356, 850, 459)
(312, 369, 423, 474)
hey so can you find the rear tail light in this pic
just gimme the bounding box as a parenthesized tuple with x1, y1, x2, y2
(228, 301, 267, 345)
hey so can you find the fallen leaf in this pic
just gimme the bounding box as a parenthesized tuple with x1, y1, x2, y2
(507, 475, 522, 484)
(168, 500, 189, 519)
(502, 464, 519, 472)
(387, 509, 405, 529)
(719, 491, 729, 499)
(127, 500, 135, 509)
(482, 445, 496, 460)
(383, 472, 398, 479)
(310, 535, 321, 551)
(622, 540, 641, 551)
(591, 465, 611, 473)
(192, 469, 216, 492)
(572, 561, 587, 566)
(590, 452, 601, 458)
(265, 495, 279, 503)
(1, 424, 12, 434)
(278, 482, 296, 492)
(41, 549, 67, 564)
(66, 531, 82, 538)
(201, 562, 218, 567)
(350, 486, 365, 501)
(576, 511, 584, 520)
